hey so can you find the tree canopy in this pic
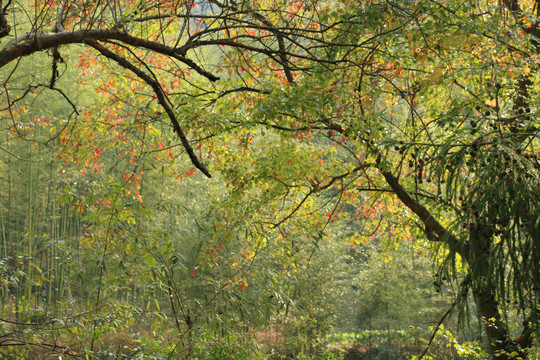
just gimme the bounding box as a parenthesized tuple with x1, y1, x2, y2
(0, 0, 539, 359)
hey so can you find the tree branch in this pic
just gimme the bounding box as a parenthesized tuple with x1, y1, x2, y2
(380, 169, 465, 257)
(0, 0, 10, 40)
(0, 30, 219, 82)
(87, 41, 211, 178)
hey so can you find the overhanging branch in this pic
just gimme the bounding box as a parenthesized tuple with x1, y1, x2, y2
(87, 41, 211, 178)
(0, 29, 219, 82)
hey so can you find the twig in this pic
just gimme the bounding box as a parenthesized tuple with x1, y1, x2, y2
(417, 304, 454, 359)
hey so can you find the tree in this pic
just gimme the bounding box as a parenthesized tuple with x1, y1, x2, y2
(202, 1, 540, 358)
(1, 0, 539, 359)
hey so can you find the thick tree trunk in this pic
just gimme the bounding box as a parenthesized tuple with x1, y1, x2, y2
(468, 230, 529, 359)
(380, 170, 532, 359)
(472, 288, 525, 359)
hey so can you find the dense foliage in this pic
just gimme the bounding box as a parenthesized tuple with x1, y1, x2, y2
(0, 0, 539, 359)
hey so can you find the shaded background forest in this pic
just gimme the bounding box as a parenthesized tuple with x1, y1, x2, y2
(0, 52, 503, 359)
(1, 52, 475, 359)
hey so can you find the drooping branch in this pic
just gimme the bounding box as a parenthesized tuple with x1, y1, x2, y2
(87, 41, 211, 178)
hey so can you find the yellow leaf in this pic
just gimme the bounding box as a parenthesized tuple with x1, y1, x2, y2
(524, 64, 531, 75)
(485, 98, 497, 108)
(431, 67, 443, 80)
